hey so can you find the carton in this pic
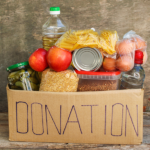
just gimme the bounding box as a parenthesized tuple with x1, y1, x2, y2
(6, 86, 143, 144)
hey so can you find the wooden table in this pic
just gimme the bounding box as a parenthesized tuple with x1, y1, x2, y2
(0, 113, 150, 150)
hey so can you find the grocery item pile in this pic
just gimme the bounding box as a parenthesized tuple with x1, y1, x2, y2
(6, 7, 147, 92)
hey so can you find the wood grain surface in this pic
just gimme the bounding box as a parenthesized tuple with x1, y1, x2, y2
(0, 0, 150, 112)
(0, 113, 150, 149)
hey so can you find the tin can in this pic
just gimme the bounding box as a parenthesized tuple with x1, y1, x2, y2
(72, 47, 103, 71)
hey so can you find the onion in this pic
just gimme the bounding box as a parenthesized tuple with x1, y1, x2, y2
(116, 55, 134, 72)
(115, 39, 135, 55)
(103, 57, 116, 71)
(135, 37, 147, 51)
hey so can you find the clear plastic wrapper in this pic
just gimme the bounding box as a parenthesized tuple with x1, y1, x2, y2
(123, 30, 147, 51)
(123, 30, 147, 65)
(116, 53, 134, 72)
(143, 50, 148, 65)
(55, 29, 118, 55)
(39, 68, 79, 92)
(115, 38, 135, 55)
(115, 38, 135, 72)
(55, 29, 99, 51)
(99, 30, 118, 55)
(101, 31, 147, 71)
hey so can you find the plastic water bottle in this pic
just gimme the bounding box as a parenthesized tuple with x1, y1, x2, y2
(42, 7, 68, 51)
(121, 50, 145, 89)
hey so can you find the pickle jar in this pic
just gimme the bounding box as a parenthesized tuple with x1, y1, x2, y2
(7, 61, 41, 91)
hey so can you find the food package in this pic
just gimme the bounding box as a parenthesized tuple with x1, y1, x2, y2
(123, 30, 147, 65)
(55, 29, 118, 55)
(55, 29, 100, 51)
(99, 30, 118, 55)
(39, 69, 79, 92)
(123, 30, 147, 51)
(116, 53, 134, 72)
(102, 38, 135, 72)
(143, 50, 148, 65)
(104, 30, 147, 72)
(115, 38, 135, 72)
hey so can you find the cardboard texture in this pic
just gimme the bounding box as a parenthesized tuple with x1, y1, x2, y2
(6, 86, 143, 144)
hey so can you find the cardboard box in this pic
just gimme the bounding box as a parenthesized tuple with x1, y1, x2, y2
(7, 86, 144, 144)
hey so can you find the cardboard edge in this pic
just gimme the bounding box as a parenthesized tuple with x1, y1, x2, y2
(6, 139, 144, 145)
(141, 89, 144, 144)
(6, 85, 14, 141)
(6, 85, 144, 95)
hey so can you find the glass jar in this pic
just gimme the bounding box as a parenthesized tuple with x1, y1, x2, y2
(7, 61, 41, 91)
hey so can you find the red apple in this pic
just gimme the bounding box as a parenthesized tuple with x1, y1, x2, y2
(47, 46, 72, 72)
(29, 48, 48, 72)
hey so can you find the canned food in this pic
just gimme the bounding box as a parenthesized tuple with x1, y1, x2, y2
(72, 47, 103, 71)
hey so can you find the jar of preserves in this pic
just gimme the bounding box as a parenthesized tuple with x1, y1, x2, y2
(7, 61, 41, 91)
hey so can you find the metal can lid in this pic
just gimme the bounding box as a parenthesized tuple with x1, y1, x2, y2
(72, 47, 103, 71)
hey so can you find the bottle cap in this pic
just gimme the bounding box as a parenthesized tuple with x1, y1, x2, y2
(6, 61, 29, 71)
(50, 7, 60, 14)
(135, 50, 143, 64)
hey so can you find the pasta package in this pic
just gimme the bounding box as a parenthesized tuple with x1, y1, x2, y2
(55, 29, 118, 55)
(55, 29, 99, 51)
(39, 69, 79, 92)
(98, 30, 119, 55)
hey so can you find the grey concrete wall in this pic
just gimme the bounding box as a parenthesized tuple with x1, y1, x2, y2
(0, 0, 150, 112)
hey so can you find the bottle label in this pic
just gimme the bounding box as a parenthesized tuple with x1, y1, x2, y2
(123, 73, 140, 79)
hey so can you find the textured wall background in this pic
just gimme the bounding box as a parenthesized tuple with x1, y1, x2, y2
(0, 0, 150, 112)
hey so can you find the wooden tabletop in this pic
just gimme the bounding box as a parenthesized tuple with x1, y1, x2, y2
(0, 113, 150, 150)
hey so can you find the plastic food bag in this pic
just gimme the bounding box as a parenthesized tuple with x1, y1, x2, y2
(39, 69, 79, 92)
(123, 30, 147, 65)
(123, 30, 147, 51)
(99, 30, 118, 55)
(143, 50, 148, 65)
(116, 53, 134, 72)
(55, 29, 100, 51)
(115, 30, 148, 71)
(55, 29, 118, 55)
(115, 38, 135, 72)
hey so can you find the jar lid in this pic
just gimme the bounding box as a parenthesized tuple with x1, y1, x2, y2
(6, 61, 29, 71)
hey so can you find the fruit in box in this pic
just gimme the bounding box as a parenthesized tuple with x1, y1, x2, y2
(47, 46, 72, 72)
(29, 48, 48, 72)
